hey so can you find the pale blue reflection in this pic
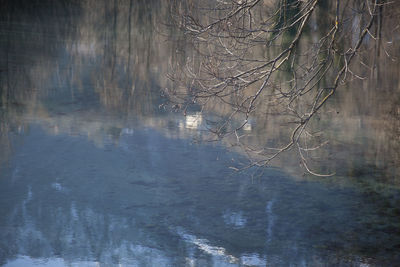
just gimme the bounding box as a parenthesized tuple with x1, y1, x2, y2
(0, 0, 399, 266)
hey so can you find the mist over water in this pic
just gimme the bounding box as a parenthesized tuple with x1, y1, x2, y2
(0, 1, 399, 266)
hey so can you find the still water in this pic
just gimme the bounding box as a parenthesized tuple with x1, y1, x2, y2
(0, 1, 399, 266)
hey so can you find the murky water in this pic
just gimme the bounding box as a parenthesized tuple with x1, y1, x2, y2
(0, 1, 399, 266)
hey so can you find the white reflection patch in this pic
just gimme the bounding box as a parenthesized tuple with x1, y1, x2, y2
(222, 210, 247, 228)
(180, 113, 203, 130)
(51, 183, 63, 191)
(51, 182, 69, 193)
(176, 227, 239, 264)
(122, 128, 134, 135)
(240, 253, 267, 266)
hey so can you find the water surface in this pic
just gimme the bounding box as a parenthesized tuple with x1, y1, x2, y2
(0, 1, 399, 266)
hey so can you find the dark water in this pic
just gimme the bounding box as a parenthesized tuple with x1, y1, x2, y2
(0, 1, 399, 266)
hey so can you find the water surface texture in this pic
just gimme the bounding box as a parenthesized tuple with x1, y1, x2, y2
(0, 1, 399, 266)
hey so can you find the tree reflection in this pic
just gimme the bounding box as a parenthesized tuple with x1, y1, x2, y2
(167, 0, 400, 179)
(0, 1, 399, 265)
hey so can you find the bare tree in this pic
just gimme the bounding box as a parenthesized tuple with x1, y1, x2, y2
(165, 0, 399, 175)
